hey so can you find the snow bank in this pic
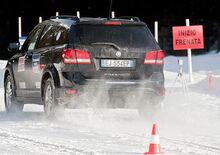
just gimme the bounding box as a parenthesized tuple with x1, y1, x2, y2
(164, 52, 220, 73)
(164, 52, 220, 96)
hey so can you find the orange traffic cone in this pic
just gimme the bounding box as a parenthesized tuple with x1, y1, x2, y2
(144, 124, 163, 155)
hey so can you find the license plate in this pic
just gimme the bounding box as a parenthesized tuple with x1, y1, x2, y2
(101, 59, 135, 68)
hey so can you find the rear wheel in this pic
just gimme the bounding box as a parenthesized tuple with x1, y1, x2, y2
(43, 78, 65, 118)
(4, 75, 24, 113)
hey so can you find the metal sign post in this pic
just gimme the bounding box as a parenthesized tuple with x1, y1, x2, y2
(77, 11, 80, 18)
(186, 19, 193, 82)
(18, 17, 22, 38)
(55, 12, 59, 19)
(39, 16, 42, 23)
(154, 21, 158, 42)
(111, 11, 115, 18)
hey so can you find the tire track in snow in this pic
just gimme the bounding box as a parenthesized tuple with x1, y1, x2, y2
(123, 133, 220, 155)
(0, 129, 92, 155)
(162, 137, 220, 155)
(0, 130, 144, 155)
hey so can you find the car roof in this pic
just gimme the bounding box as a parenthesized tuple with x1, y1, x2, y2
(79, 18, 146, 25)
(45, 16, 146, 27)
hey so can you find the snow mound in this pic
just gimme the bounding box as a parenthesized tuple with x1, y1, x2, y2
(164, 52, 220, 73)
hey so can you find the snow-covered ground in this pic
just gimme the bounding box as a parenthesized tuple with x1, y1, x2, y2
(1, 53, 220, 155)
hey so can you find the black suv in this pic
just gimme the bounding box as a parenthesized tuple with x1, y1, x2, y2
(4, 16, 165, 117)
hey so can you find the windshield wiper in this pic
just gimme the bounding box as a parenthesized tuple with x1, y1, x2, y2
(91, 42, 121, 50)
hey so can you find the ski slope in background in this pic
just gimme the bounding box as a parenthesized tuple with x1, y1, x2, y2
(0, 53, 220, 154)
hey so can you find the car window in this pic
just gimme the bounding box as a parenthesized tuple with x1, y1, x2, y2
(75, 25, 160, 50)
(37, 25, 56, 48)
(21, 25, 43, 52)
(53, 26, 68, 45)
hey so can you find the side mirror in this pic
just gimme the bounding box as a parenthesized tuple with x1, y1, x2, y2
(8, 43, 20, 52)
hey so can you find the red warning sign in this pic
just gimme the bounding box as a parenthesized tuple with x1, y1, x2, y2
(172, 25, 204, 50)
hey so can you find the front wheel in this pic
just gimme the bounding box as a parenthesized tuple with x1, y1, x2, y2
(43, 78, 64, 118)
(4, 75, 24, 113)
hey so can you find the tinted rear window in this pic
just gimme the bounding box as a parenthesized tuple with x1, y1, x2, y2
(75, 25, 160, 50)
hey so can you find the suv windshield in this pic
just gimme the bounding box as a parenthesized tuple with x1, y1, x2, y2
(75, 25, 160, 50)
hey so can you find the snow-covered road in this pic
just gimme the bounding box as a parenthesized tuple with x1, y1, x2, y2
(1, 54, 220, 155)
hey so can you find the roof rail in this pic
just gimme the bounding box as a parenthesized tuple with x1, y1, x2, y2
(115, 16, 141, 22)
(50, 15, 80, 21)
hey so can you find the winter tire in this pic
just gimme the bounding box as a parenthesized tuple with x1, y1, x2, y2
(43, 78, 64, 118)
(4, 75, 24, 113)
